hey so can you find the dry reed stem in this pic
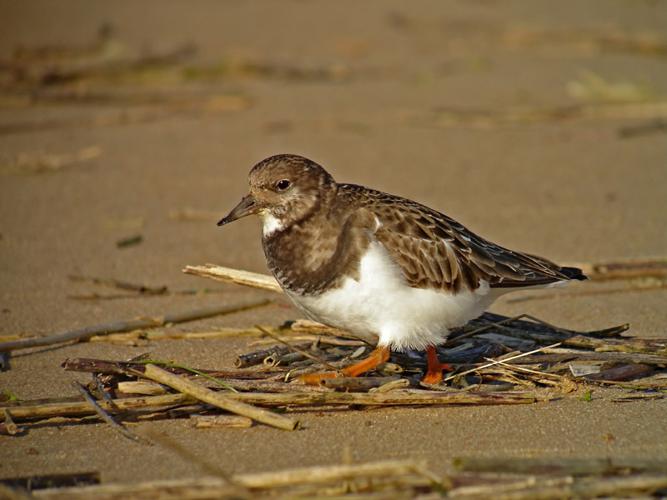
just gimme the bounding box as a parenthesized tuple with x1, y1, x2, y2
(134, 364, 299, 431)
(190, 415, 253, 429)
(254, 325, 339, 371)
(427, 101, 667, 128)
(0, 300, 270, 352)
(1, 389, 536, 423)
(33, 459, 432, 499)
(444, 342, 562, 382)
(71, 381, 147, 444)
(449, 474, 667, 500)
(453, 456, 667, 475)
(183, 264, 281, 292)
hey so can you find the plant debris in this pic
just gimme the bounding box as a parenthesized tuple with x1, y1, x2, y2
(2, 263, 666, 497)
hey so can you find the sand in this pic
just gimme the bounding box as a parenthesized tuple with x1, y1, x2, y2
(1, 0, 666, 485)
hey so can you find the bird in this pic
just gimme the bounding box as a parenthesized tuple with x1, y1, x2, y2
(218, 154, 586, 384)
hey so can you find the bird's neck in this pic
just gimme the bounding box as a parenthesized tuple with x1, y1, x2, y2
(261, 198, 369, 295)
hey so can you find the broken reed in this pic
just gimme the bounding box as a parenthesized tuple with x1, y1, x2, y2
(1, 390, 536, 424)
(21, 458, 667, 500)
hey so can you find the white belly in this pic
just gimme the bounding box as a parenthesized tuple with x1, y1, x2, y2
(286, 242, 499, 351)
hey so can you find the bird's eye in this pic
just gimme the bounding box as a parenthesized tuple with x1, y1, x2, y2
(275, 179, 291, 191)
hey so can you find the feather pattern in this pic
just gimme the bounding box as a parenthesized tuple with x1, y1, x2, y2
(336, 183, 583, 293)
(221, 154, 586, 351)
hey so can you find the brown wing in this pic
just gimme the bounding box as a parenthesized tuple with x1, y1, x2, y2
(340, 184, 583, 293)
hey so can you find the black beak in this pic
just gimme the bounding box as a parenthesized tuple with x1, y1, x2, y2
(217, 194, 258, 226)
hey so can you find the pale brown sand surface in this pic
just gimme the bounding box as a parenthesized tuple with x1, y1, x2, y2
(1, 0, 666, 484)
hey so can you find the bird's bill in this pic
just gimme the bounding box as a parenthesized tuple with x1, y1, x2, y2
(217, 194, 258, 226)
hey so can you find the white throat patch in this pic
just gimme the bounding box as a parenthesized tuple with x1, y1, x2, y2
(261, 212, 284, 237)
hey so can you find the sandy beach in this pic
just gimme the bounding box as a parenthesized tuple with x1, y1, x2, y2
(1, 0, 666, 490)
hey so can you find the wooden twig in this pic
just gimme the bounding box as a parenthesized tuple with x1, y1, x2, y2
(33, 459, 431, 499)
(506, 280, 667, 304)
(564, 258, 667, 281)
(235, 342, 309, 368)
(1, 393, 194, 421)
(116, 381, 169, 396)
(0, 352, 9, 372)
(72, 382, 146, 443)
(68, 275, 168, 295)
(444, 343, 562, 382)
(0, 300, 270, 353)
(1, 409, 23, 435)
(584, 364, 654, 382)
(62, 357, 282, 380)
(131, 364, 299, 431)
(424, 101, 667, 128)
(445, 474, 667, 499)
(443, 313, 539, 346)
(453, 456, 667, 475)
(264, 351, 306, 367)
(118, 378, 329, 395)
(1, 472, 100, 493)
(254, 325, 339, 371)
(183, 264, 281, 292)
(89, 326, 270, 344)
(619, 119, 667, 138)
(321, 377, 402, 392)
(522, 348, 667, 366)
(190, 415, 253, 429)
(1, 389, 537, 424)
(370, 378, 411, 393)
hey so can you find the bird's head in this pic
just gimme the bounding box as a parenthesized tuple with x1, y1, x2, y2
(218, 154, 336, 236)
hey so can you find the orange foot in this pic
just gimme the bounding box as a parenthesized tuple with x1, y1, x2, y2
(299, 346, 390, 385)
(421, 345, 453, 385)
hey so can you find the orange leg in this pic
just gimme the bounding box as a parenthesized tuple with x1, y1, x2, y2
(421, 346, 453, 385)
(299, 346, 390, 385)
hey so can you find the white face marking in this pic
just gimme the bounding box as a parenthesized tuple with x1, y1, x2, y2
(260, 212, 284, 237)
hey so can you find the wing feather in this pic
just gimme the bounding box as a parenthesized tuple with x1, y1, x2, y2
(339, 185, 583, 292)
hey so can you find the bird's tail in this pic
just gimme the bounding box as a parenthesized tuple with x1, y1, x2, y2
(560, 266, 587, 281)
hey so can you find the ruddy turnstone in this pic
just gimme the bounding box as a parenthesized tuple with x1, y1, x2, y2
(218, 154, 586, 384)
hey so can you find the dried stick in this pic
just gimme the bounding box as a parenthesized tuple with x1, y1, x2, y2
(117, 378, 330, 395)
(321, 377, 401, 392)
(478, 474, 667, 500)
(235, 343, 309, 368)
(1, 393, 194, 421)
(0, 299, 270, 352)
(522, 348, 667, 366)
(183, 264, 281, 292)
(453, 456, 667, 475)
(444, 342, 562, 382)
(190, 415, 253, 429)
(68, 274, 168, 295)
(3, 390, 537, 424)
(1, 409, 23, 435)
(90, 326, 270, 343)
(565, 257, 667, 281)
(72, 382, 146, 443)
(506, 281, 667, 304)
(254, 325, 339, 371)
(33, 459, 430, 499)
(62, 357, 282, 380)
(427, 101, 667, 128)
(445, 474, 667, 499)
(132, 364, 299, 431)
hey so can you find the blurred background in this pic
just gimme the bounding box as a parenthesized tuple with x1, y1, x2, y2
(1, 0, 666, 350)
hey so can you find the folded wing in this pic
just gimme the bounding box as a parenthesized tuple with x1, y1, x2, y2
(348, 188, 585, 293)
